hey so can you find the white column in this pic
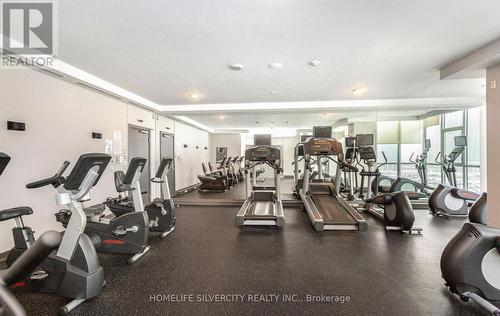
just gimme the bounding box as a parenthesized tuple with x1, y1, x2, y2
(486, 64, 500, 227)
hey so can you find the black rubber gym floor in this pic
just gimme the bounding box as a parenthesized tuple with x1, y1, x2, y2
(15, 199, 496, 315)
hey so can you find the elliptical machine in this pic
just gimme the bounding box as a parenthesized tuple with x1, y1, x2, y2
(354, 136, 423, 234)
(371, 139, 432, 206)
(1, 153, 110, 314)
(441, 194, 499, 315)
(106, 158, 176, 239)
(429, 136, 480, 218)
(340, 137, 359, 201)
(56, 157, 151, 264)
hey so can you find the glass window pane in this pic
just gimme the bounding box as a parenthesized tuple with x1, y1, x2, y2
(401, 144, 422, 163)
(427, 164, 442, 188)
(377, 144, 398, 163)
(400, 163, 421, 182)
(426, 125, 441, 164)
(377, 121, 400, 144)
(400, 121, 422, 144)
(467, 107, 482, 166)
(444, 110, 463, 128)
(467, 167, 481, 193)
(380, 164, 398, 179)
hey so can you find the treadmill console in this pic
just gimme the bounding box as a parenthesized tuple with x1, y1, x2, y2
(304, 138, 343, 156)
(245, 145, 281, 164)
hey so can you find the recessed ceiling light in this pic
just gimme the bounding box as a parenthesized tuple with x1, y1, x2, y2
(229, 63, 243, 70)
(309, 60, 321, 67)
(217, 114, 226, 120)
(321, 113, 331, 117)
(269, 62, 283, 69)
(352, 88, 366, 96)
(188, 92, 201, 100)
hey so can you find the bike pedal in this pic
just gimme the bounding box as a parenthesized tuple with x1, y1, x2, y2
(30, 271, 49, 280)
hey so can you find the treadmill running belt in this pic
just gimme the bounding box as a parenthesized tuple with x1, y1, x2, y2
(311, 195, 356, 224)
(246, 201, 276, 218)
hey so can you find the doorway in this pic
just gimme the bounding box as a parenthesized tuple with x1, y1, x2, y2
(128, 126, 151, 202)
(160, 132, 175, 194)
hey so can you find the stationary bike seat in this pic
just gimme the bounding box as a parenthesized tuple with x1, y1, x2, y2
(0, 206, 33, 221)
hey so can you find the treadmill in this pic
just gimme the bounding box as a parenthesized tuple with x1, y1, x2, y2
(299, 126, 367, 232)
(236, 134, 285, 227)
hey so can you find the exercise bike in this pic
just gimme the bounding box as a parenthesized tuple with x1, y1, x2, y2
(0, 230, 62, 316)
(441, 194, 499, 315)
(428, 136, 480, 218)
(1, 153, 110, 314)
(56, 157, 151, 264)
(106, 157, 176, 239)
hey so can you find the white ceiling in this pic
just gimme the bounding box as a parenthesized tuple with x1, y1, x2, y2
(58, 0, 499, 109)
(187, 108, 461, 131)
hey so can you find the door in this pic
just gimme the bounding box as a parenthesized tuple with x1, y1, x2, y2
(160, 132, 175, 194)
(128, 126, 151, 202)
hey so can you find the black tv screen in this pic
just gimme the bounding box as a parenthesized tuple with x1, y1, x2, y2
(313, 126, 332, 138)
(254, 134, 272, 146)
(345, 137, 355, 148)
(356, 134, 374, 146)
(425, 139, 431, 149)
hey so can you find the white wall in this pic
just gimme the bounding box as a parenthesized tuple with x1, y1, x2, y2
(487, 64, 500, 227)
(210, 133, 242, 165)
(175, 121, 210, 190)
(241, 135, 299, 177)
(0, 69, 210, 253)
(0, 69, 128, 252)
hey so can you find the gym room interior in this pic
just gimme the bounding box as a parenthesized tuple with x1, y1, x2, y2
(0, 1, 499, 315)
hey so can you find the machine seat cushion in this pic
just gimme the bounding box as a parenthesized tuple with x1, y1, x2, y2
(0, 207, 33, 221)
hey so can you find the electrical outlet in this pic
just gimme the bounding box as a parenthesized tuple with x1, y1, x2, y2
(491, 80, 497, 90)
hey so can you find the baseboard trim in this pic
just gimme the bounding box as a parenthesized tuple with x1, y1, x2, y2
(175, 182, 201, 196)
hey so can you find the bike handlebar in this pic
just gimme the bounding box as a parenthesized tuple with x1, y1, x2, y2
(26, 161, 70, 189)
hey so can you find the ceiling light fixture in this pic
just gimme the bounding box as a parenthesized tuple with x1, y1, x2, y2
(269, 91, 280, 94)
(217, 114, 226, 120)
(309, 60, 321, 67)
(229, 63, 243, 70)
(352, 88, 366, 96)
(268, 62, 283, 69)
(320, 113, 331, 117)
(188, 92, 201, 100)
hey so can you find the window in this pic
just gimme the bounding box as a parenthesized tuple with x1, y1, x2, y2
(427, 165, 442, 188)
(373, 109, 485, 192)
(425, 123, 441, 164)
(467, 167, 481, 193)
(376, 121, 422, 181)
(400, 144, 422, 182)
(467, 108, 481, 166)
(443, 130, 463, 159)
(444, 111, 463, 129)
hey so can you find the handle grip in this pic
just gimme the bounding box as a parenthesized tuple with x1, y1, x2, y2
(26, 161, 70, 189)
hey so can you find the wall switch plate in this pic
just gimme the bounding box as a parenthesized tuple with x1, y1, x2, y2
(491, 80, 497, 90)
